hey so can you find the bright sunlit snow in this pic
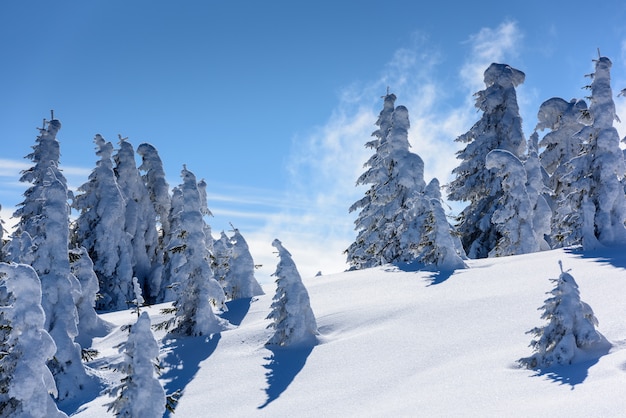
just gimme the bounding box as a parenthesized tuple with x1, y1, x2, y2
(70, 247, 626, 417)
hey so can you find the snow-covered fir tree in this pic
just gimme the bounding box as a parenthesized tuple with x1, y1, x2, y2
(519, 263, 608, 369)
(69, 247, 109, 348)
(412, 179, 467, 269)
(225, 228, 264, 299)
(212, 231, 232, 292)
(346, 93, 427, 269)
(554, 56, 626, 249)
(524, 134, 552, 251)
(73, 135, 134, 311)
(137, 143, 171, 301)
(0, 263, 67, 418)
(266, 239, 317, 347)
(114, 136, 160, 302)
(162, 166, 227, 336)
(8, 117, 88, 401)
(534, 97, 589, 246)
(485, 150, 544, 257)
(106, 311, 165, 418)
(448, 63, 527, 258)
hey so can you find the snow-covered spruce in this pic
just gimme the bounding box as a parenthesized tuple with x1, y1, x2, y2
(0, 263, 67, 418)
(266, 239, 317, 347)
(69, 247, 109, 348)
(8, 117, 88, 401)
(347, 93, 427, 269)
(114, 136, 160, 303)
(518, 262, 608, 369)
(448, 63, 527, 259)
(162, 166, 227, 336)
(106, 311, 165, 418)
(554, 56, 626, 249)
(137, 142, 171, 302)
(223, 228, 264, 300)
(485, 150, 545, 257)
(412, 179, 467, 269)
(73, 135, 134, 311)
(534, 98, 588, 247)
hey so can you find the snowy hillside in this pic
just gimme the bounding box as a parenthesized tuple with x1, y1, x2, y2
(70, 248, 626, 417)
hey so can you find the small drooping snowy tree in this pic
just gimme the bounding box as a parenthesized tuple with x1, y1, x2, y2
(69, 247, 109, 348)
(73, 134, 134, 311)
(106, 311, 165, 418)
(347, 93, 427, 269)
(519, 262, 608, 369)
(223, 228, 264, 300)
(554, 56, 626, 249)
(161, 166, 227, 336)
(9, 117, 88, 401)
(0, 263, 67, 418)
(412, 179, 467, 269)
(114, 136, 160, 302)
(485, 150, 544, 257)
(448, 63, 527, 258)
(266, 239, 317, 347)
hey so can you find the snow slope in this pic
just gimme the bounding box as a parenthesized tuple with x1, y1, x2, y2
(70, 248, 626, 417)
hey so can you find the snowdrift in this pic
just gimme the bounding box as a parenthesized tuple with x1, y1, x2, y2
(71, 248, 626, 417)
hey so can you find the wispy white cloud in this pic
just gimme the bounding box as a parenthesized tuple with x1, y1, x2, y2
(250, 23, 527, 280)
(461, 21, 524, 94)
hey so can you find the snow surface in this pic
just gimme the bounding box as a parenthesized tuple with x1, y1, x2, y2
(70, 247, 626, 417)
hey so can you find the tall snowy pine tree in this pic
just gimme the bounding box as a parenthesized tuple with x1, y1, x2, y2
(73, 135, 135, 311)
(161, 166, 227, 336)
(553, 56, 626, 249)
(448, 63, 527, 258)
(8, 117, 88, 401)
(346, 93, 427, 268)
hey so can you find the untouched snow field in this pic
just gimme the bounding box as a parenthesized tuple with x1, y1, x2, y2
(70, 248, 626, 417)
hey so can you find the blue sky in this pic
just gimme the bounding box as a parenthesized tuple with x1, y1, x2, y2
(3, 1, 626, 280)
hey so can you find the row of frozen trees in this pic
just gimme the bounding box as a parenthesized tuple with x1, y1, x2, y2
(0, 119, 267, 416)
(347, 55, 626, 269)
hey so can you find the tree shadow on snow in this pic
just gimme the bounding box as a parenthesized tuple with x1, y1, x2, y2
(564, 246, 626, 270)
(530, 344, 611, 389)
(391, 261, 460, 286)
(258, 344, 314, 409)
(160, 333, 221, 417)
(221, 297, 253, 326)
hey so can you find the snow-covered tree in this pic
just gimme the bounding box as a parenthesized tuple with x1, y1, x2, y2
(485, 150, 544, 257)
(524, 134, 552, 251)
(137, 143, 171, 301)
(412, 179, 467, 269)
(9, 117, 88, 401)
(106, 311, 165, 417)
(161, 166, 227, 336)
(266, 239, 317, 347)
(114, 136, 160, 302)
(554, 56, 626, 249)
(347, 93, 427, 269)
(73, 135, 134, 311)
(212, 231, 232, 291)
(225, 228, 264, 299)
(0, 263, 67, 418)
(534, 98, 589, 246)
(69, 247, 109, 348)
(448, 63, 527, 258)
(519, 263, 608, 369)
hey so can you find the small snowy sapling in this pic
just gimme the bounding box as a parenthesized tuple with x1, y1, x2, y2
(266, 239, 318, 347)
(518, 262, 608, 369)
